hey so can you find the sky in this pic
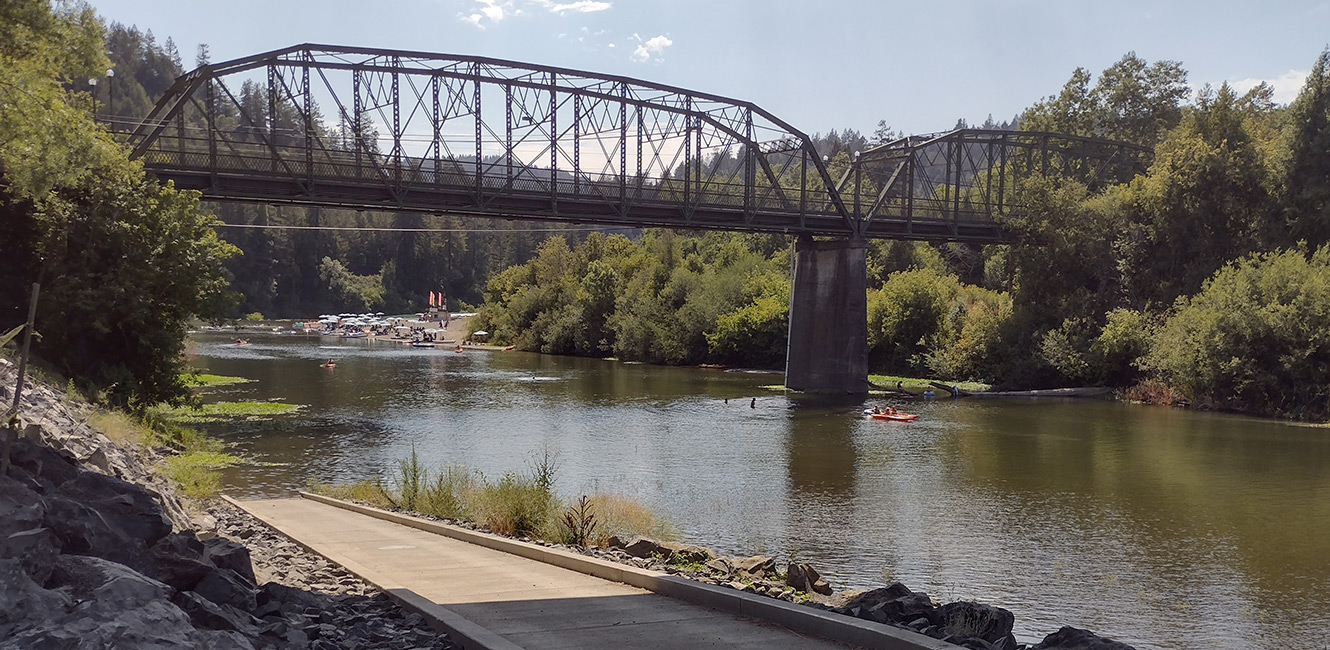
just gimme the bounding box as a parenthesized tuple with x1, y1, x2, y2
(88, 0, 1329, 138)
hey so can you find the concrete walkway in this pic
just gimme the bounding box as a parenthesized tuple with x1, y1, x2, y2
(232, 496, 951, 650)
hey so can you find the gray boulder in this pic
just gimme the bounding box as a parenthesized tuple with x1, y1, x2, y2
(622, 537, 668, 559)
(1032, 626, 1138, 650)
(55, 470, 173, 547)
(937, 601, 1016, 646)
(172, 590, 260, 634)
(1, 527, 60, 585)
(5, 435, 80, 492)
(0, 558, 71, 637)
(9, 555, 204, 650)
(202, 536, 256, 585)
(193, 567, 258, 612)
(43, 495, 155, 576)
(731, 555, 775, 577)
(666, 544, 712, 564)
(785, 562, 833, 595)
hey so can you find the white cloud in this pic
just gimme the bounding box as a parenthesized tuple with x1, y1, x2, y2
(630, 34, 672, 63)
(458, 0, 509, 29)
(1231, 69, 1310, 104)
(541, 1, 612, 13)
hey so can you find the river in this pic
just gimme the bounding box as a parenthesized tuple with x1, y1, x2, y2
(190, 330, 1330, 649)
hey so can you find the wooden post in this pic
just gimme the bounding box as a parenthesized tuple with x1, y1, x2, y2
(1, 282, 39, 476)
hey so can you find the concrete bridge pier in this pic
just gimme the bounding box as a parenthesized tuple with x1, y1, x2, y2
(785, 235, 868, 394)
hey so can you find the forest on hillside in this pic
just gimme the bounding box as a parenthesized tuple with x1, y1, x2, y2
(3, 3, 1329, 420)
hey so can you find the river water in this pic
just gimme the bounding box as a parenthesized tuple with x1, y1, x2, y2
(191, 331, 1330, 649)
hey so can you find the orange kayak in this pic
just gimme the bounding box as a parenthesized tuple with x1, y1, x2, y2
(870, 412, 919, 422)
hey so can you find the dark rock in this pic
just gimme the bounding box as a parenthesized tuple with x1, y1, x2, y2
(5, 435, 80, 491)
(731, 555, 775, 577)
(839, 583, 938, 627)
(0, 526, 60, 585)
(938, 601, 1015, 644)
(48, 554, 170, 607)
(203, 536, 257, 585)
(0, 475, 46, 536)
(1031, 626, 1138, 650)
(154, 552, 215, 592)
(622, 537, 668, 559)
(704, 557, 733, 574)
(785, 562, 833, 595)
(173, 589, 260, 634)
(43, 495, 156, 575)
(154, 530, 208, 558)
(194, 566, 258, 612)
(0, 558, 71, 636)
(604, 534, 625, 549)
(667, 544, 712, 564)
(55, 470, 173, 547)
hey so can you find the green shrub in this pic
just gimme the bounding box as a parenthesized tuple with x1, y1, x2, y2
(588, 492, 679, 545)
(419, 466, 474, 520)
(1144, 247, 1330, 419)
(245, 312, 265, 321)
(469, 472, 559, 537)
(867, 269, 959, 373)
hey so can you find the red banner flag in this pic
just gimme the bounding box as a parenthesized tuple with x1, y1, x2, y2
(429, 291, 435, 307)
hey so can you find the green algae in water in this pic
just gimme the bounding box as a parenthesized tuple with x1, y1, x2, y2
(185, 374, 253, 388)
(152, 401, 302, 423)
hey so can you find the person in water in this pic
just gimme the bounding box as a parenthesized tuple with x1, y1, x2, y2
(750, 398, 756, 409)
(871, 405, 882, 414)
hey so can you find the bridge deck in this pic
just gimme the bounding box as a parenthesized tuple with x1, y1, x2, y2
(230, 495, 950, 650)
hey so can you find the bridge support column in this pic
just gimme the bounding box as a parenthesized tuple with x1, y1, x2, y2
(785, 235, 868, 394)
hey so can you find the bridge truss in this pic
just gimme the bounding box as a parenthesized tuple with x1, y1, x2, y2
(125, 45, 1150, 242)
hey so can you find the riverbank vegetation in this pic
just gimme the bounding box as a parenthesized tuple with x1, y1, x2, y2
(309, 448, 677, 546)
(467, 50, 1330, 421)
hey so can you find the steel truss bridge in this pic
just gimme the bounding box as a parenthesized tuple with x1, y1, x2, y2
(124, 44, 1151, 243)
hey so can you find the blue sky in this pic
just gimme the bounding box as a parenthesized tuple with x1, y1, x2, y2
(90, 0, 1328, 137)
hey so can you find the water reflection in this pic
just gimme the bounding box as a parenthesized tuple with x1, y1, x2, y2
(191, 332, 1330, 650)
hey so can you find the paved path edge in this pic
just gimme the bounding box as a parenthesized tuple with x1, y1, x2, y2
(291, 491, 955, 650)
(222, 495, 524, 650)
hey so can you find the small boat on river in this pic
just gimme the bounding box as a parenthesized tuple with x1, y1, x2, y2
(411, 341, 435, 348)
(870, 412, 919, 422)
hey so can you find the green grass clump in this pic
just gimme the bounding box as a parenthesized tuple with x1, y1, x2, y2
(149, 401, 302, 423)
(306, 479, 396, 509)
(587, 491, 679, 544)
(867, 374, 991, 393)
(468, 471, 560, 538)
(311, 449, 676, 547)
(185, 374, 253, 388)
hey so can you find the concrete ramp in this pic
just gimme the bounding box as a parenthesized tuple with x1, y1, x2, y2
(231, 496, 953, 650)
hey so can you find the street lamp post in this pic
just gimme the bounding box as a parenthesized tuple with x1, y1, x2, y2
(86, 76, 97, 115)
(105, 68, 115, 130)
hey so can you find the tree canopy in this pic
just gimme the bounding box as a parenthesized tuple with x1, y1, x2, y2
(0, 1, 236, 407)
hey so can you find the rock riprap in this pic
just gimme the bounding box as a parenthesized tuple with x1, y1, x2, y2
(0, 433, 459, 650)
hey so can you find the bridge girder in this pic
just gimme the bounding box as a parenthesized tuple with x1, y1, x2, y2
(124, 45, 1150, 242)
